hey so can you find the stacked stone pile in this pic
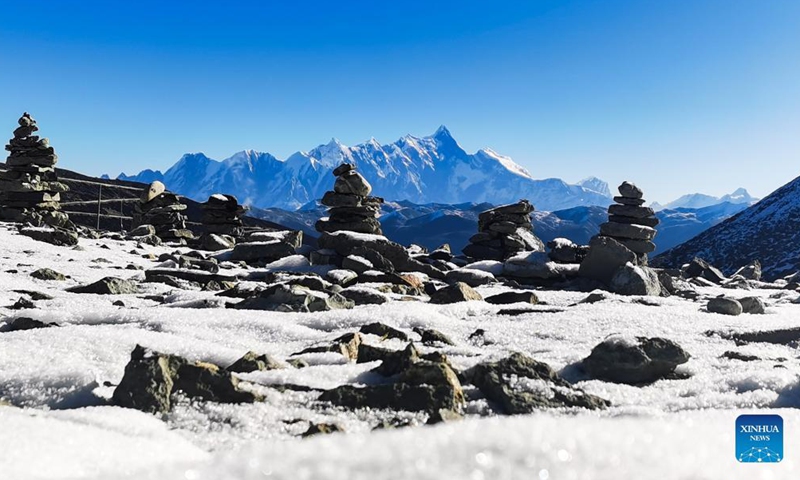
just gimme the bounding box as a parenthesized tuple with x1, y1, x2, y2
(0, 113, 71, 228)
(315, 163, 383, 235)
(132, 181, 192, 244)
(202, 194, 245, 237)
(599, 181, 658, 263)
(462, 200, 544, 261)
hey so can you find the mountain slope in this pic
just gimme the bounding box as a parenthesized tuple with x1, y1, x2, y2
(653, 175, 800, 280)
(118, 126, 612, 211)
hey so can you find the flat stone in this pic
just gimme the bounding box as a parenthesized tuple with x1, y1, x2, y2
(600, 222, 656, 241)
(429, 282, 482, 304)
(613, 196, 646, 206)
(608, 204, 655, 219)
(485, 291, 539, 305)
(582, 336, 690, 384)
(618, 181, 643, 199)
(707, 297, 743, 316)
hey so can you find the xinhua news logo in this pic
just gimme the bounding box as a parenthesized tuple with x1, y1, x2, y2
(736, 414, 783, 463)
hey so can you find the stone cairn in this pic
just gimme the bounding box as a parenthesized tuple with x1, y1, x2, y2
(202, 194, 244, 235)
(132, 181, 193, 244)
(315, 163, 383, 235)
(599, 181, 658, 263)
(1, 113, 71, 228)
(462, 200, 544, 261)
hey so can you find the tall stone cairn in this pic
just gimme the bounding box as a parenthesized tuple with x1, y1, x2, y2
(315, 163, 383, 235)
(1, 113, 72, 228)
(202, 194, 245, 237)
(132, 181, 193, 244)
(462, 200, 545, 261)
(599, 181, 659, 263)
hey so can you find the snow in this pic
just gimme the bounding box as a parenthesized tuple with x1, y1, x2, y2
(1, 223, 800, 478)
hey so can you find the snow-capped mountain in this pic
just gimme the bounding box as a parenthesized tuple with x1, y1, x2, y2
(653, 175, 800, 280)
(117, 126, 613, 211)
(651, 188, 758, 211)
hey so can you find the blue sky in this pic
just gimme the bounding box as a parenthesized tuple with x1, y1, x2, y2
(1, 0, 798, 203)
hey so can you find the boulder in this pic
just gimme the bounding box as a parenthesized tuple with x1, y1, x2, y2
(429, 282, 482, 304)
(685, 257, 727, 284)
(618, 181, 643, 199)
(413, 327, 455, 346)
(609, 263, 662, 296)
(465, 353, 610, 414)
(292, 333, 363, 361)
(30, 268, 66, 281)
(1, 317, 59, 332)
(227, 351, 284, 373)
(19, 227, 78, 247)
(578, 236, 637, 284)
(358, 322, 409, 341)
(340, 286, 390, 305)
(582, 335, 690, 384)
(68, 277, 139, 295)
(707, 297, 743, 316)
(733, 260, 762, 281)
(234, 284, 354, 312)
(739, 296, 766, 315)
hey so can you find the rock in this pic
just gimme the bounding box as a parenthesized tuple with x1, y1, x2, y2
(30, 267, 66, 281)
(721, 351, 760, 362)
(358, 322, 409, 341)
(579, 236, 637, 284)
(141, 181, 166, 203)
(340, 286, 390, 305)
(685, 257, 727, 284)
(301, 423, 344, 437)
(112, 345, 259, 414)
(325, 269, 359, 287)
(444, 268, 495, 287)
(707, 297, 743, 316)
(712, 327, 800, 346)
(1, 317, 58, 332)
(292, 333, 363, 361)
(234, 284, 354, 312)
(618, 181, 643, 199)
(739, 296, 766, 315)
(68, 277, 139, 295)
(201, 233, 235, 251)
(413, 327, 455, 346)
(229, 240, 296, 262)
(607, 204, 655, 219)
(358, 343, 420, 376)
(334, 170, 372, 196)
(429, 282, 482, 304)
(18, 227, 78, 247)
(609, 263, 662, 296)
(333, 163, 355, 176)
(582, 336, 690, 384)
(733, 260, 762, 281)
(462, 200, 544, 260)
(485, 291, 539, 305)
(599, 222, 656, 241)
(503, 251, 571, 279)
(227, 351, 283, 373)
(466, 353, 610, 413)
(578, 290, 612, 304)
(547, 238, 588, 264)
(112, 345, 185, 414)
(128, 224, 156, 237)
(341, 255, 373, 274)
(318, 360, 463, 417)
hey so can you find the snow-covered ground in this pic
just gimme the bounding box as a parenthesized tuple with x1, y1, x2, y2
(1, 223, 799, 479)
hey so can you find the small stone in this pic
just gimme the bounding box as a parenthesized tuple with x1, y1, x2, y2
(413, 327, 455, 346)
(359, 322, 409, 341)
(485, 291, 539, 305)
(68, 277, 139, 295)
(582, 336, 690, 384)
(227, 351, 283, 373)
(429, 282, 482, 304)
(301, 423, 343, 437)
(618, 181, 643, 199)
(30, 268, 66, 281)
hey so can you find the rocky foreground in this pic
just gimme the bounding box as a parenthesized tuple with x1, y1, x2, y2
(0, 221, 799, 479)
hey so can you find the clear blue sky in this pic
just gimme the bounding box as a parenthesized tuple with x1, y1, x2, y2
(1, 0, 798, 203)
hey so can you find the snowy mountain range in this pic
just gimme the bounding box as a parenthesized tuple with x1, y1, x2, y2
(651, 188, 757, 211)
(653, 174, 800, 280)
(117, 126, 614, 211)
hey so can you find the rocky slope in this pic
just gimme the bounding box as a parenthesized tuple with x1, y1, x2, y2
(653, 175, 800, 280)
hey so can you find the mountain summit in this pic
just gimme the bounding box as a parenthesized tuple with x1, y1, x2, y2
(117, 127, 612, 211)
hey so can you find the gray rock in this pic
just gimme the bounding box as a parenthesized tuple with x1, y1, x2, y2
(359, 322, 409, 341)
(413, 327, 455, 346)
(547, 238, 588, 264)
(229, 240, 295, 262)
(503, 251, 566, 279)
(324, 269, 358, 287)
(599, 222, 656, 241)
(607, 204, 655, 219)
(357, 343, 420, 376)
(68, 277, 139, 295)
(341, 255, 373, 274)
(301, 423, 344, 437)
(466, 353, 610, 413)
(19, 227, 78, 247)
(112, 345, 182, 414)
(430, 282, 483, 304)
(227, 351, 283, 373)
(128, 224, 156, 237)
(707, 297, 743, 316)
(733, 260, 762, 281)
(618, 181, 643, 199)
(332, 163, 355, 176)
(608, 214, 660, 228)
(444, 268, 495, 287)
(141, 181, 166, 203)
(1, 317, 59, 332)
(333, 171, 372, 196)
(485, 291, 539, 305)
(340, 286, 390, 305)
(579, 236, 637, 284)
(292, 332, 363, 361)
(582, 336, 690, 384)
(234, 284, 354, 312)
(685, 257, 727, 284)
(200, 233, 235, 251)
(613, 196, 646, 206)
(30, 268, 66, 281)
(739, 296, 766, 314)
(610, 263, 662, 296)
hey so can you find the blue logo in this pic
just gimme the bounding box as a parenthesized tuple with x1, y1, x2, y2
(736, 414, 783, 463)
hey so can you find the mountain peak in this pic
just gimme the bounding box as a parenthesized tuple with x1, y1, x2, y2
(432, 125, 452, 139)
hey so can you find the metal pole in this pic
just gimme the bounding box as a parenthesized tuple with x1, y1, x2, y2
(96, 184, 102, 230)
